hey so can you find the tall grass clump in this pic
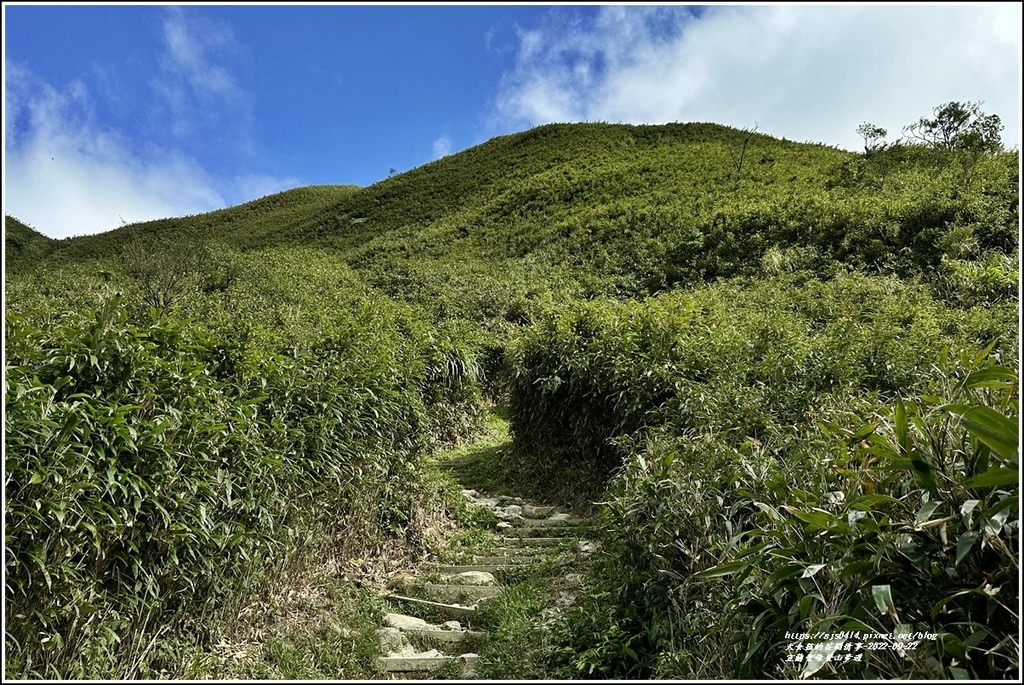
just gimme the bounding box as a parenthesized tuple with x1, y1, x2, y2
(506, 272, 1015, 503)
(4, 249, 488, 678)
(556, 349, 1017, 680)
(505, 271, 1017, 677)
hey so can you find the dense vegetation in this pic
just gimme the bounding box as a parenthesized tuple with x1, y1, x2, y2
(4, 104, 1019, 679)
(4, 250, 489, 677)
(5, 216, 56, 273)
(507, 276, 1017, 678)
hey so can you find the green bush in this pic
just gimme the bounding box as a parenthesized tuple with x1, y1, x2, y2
(541, 348, 1018, 680)
(505, 273, 1015, 502)
(506, 271, 1017, 678)
(4, 249, 488, 678)
(686, 349, 1019, 679)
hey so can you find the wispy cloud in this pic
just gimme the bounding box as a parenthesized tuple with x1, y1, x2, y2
(161, 7, 239, 97)
(152, 6, 255, 154)
(4, 63, 226, 238)
(494, 5, 1021, 151)
(432, 135, 454, 159)
(4, 9, 297, 239)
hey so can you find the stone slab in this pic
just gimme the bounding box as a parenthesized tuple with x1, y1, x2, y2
(447, 571, 496, 586)
(374, 656, 455, 672)
(405, 628, 487, 645)
(424, 583, 502, 604)
(430, 564, 508, 574)
(385, 613, 430, 631)
(501, 536, 566, 547)
(388, 594, 478, 618)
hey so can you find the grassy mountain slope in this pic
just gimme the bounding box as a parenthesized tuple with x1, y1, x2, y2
(27, 184, 359, 265)
(16, 123, 848, 270)
(5, 216, 56, 273)
(4, 118, 1019, 680)
(18, 122, 1017, 310)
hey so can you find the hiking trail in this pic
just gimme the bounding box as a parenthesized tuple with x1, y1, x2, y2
(370, 451, 597, 679)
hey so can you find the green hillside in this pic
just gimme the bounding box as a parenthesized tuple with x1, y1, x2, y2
(16, 122, 836, 270)
(27, 184, 359, 264)
(18, 121, 1017, 312)
(5, 112, 1019, 680)
(5, 215, 56, 273)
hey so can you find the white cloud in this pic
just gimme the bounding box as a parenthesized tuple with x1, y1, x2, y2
(3, 8, 296, 240)
(161, 7, 239, 98)
(432, 135, 454, 159)
(3, 64, 226, 238)
(494, 5, 1021, 151)
(153, 7, 255, 154)
(3, 63, 299, 239)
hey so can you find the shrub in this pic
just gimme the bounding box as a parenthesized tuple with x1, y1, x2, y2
(506, 271, 1017, 678)
(505, 273, 1015, 505)
(4, 250, 489, 677)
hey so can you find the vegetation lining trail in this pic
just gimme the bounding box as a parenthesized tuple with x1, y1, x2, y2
(361, 407, 597, 680)
(5, 106, 1018, 679)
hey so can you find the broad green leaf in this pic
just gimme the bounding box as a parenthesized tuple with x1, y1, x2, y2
(871, 584, 896, 617)
(801, 637, 843, 678)
(862, 434, 901, 460)
(801, 563, 827, 578)
(984, 507, 1011, 536)
(951, 406, 1019, 462)
(959, 499, 981, 518)
(849, 494, 901, 510)
(911, 457, 940, 499)
(753, 501, 783, 522)
(970, 338, 1001, 368)
(766, 563, 805, 586)
(964, 366, 1018, 389)
(849, 421, 880, 442)
(963, 629, 989, 649)
(915, 500, 940, 524)
(694, 560, 749, 579)
(783, 506, 835, 529)
(941, 632, 967, 659)
(838, 560, 875, 580)
(985, 494, 1019, 519)
(963, 468, 1018, 489)
(956, 531, 981, 565)
(894, 396, 908, 452)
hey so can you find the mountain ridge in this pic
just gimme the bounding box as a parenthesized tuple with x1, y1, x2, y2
(6, 119, 1017, 305)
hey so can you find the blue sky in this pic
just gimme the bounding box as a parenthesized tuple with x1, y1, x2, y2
(3, 3, 1021, 239)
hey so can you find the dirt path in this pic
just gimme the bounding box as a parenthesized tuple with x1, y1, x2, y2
(370, 455, 596, 679)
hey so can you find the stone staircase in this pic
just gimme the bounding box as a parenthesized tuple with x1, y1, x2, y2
(373, 490, 593, 678)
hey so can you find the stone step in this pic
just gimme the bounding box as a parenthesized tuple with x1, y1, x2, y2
(429, 563, 508, 575)
(374, 653, 479, 674)
(471, 556, 531, 566)
(479, 546, 547, 557)
(519, 504, 556, 518)
(405, 628, 487, 649)
(515, 517, 587, 528)
(424, 583, 502, 605)
(382, 614, 484, 650)
(388, 594, 478, 618)
(499, 526, 577, 539)
(501, 536, 567, 547)
(445, 570, 497, 586)
(384, 613, 433, 631)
